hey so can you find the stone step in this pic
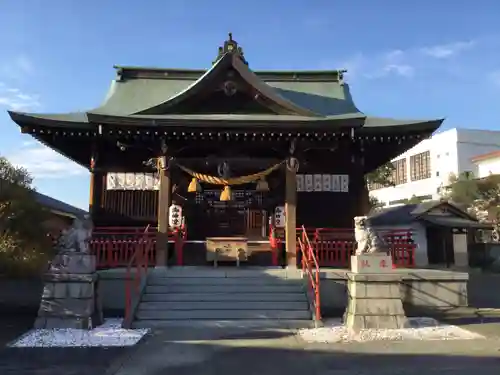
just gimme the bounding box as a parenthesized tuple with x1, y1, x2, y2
(131, 319, 314, 329)
(147, 277, 304, 286)
(135, 309, 312, 320)
(141, 292, 308, 302)
(148, 268, 302, 279)
(138, 301, 310, 311)
(145, 284, 303, 294)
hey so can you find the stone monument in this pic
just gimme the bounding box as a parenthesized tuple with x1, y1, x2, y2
(35, 215, 103, 329)
(343, 216, 408, 331)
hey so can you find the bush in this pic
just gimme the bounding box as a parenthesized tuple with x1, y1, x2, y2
(0, 156, 54, 278)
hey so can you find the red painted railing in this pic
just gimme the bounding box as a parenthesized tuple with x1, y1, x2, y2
(124, 226, 154, 323)
(90, 227, 157, 269)
(298, 228, 416, 268)
(90, 226, 186, 268)
(298, 225, 321, 321)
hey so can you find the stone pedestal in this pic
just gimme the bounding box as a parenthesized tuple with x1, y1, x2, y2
(344, 254, 408, 331)
(34, 253, 103, 329)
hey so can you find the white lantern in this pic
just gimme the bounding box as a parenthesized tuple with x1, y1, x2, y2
(274, 206, 286, 228)
(168, 204, 183, 228)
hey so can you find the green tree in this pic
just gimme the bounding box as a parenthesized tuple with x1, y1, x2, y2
(365, 162, 396, 188)
(0, 156, 53, 277)
(444, 172, 479, 209)
(445, 172, 500, 222)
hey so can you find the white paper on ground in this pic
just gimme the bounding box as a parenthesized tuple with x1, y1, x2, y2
(9, 318, 150, 348)
(297, 317, 485, 343)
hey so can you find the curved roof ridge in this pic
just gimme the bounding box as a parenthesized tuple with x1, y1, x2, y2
(131, 53, 321, 117)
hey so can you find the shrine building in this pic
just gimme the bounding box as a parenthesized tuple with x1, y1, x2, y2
(7, 34, 443, 268)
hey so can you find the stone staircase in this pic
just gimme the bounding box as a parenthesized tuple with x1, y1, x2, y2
(131, 268, 313, 328)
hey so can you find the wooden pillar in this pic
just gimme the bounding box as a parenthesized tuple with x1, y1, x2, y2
(89, 172, 104, 218)
(156, 157, 171, 267)
(88, 147, 103, 220)
(285, 167, 297, 268)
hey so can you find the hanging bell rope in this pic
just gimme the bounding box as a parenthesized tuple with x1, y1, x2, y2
(176, 161, 284, 186)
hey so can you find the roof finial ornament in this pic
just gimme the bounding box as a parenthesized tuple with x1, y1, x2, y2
(212, 32, 248, 66)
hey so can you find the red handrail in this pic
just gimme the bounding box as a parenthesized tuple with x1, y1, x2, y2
(124, 225, 154, 323)
(298, 225, 321, 321)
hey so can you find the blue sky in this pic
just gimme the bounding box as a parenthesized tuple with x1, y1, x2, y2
(1, 0, 500, 210)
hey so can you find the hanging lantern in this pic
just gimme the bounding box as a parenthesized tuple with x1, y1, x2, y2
(255, 177, 269, 192)
(220, 185, 232, 201)
(187, 177, 201, 193)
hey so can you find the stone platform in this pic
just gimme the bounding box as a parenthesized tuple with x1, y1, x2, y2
(344, 254, 408, 331)
(35, 253, 103, 329)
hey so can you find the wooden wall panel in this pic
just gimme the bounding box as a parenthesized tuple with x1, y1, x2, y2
(98, 190, 158, 225)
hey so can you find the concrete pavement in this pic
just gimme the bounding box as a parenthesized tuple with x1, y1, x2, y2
(110, 323, 500, 375)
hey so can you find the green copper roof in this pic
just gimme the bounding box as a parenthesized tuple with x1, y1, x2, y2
(7, 48, 442, 135)
(90, 78, 358, 117)
(90, 53, 357, 117)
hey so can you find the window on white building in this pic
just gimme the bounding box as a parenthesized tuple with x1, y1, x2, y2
(367, 158, 407, 190)
(393, 158, 407, 185)
(410, 151, 431, 181)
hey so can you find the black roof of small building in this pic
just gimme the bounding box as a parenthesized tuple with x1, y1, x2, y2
(368, 200, 492, 229)
(34, 191, 88, 219)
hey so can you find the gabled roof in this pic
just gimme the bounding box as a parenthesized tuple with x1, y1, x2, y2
(368, 200, 492, 229)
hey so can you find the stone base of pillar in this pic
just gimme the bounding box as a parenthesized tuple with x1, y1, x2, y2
(344, 255, 408, 331)
(35, 253, 103, 329)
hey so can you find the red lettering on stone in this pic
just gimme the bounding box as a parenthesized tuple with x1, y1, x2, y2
(361, 260, 370, 268)
(380, 259, 388, 268)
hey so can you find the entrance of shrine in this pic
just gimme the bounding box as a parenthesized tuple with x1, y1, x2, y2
(198, 189, 267, 239)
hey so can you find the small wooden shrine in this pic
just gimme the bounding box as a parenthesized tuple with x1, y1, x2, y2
(7, 33, 443, 267)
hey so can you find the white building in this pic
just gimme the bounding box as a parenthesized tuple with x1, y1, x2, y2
(369, 128, 500, 207)
(471, 150, 500, 178)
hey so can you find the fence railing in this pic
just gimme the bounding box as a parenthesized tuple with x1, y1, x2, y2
(297, 227, 416, 268)
(90, 227, 157, 269)
(298, 225, 321, 321)
(88, 224, 414, 269)
(89, 226, 187, 268)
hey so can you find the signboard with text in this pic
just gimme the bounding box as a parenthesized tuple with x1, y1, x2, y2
(351, 254, 393, 273)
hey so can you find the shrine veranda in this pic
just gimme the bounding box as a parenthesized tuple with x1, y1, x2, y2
(8, 34, 444, 268)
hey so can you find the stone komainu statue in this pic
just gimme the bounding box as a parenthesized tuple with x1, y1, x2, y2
(55, 215, 94, 254)
(353, 216, 389, 255)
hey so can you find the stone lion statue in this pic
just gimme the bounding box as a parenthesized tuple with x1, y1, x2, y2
(354, 216, 389, 255)
(55, 215, 94, 254)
